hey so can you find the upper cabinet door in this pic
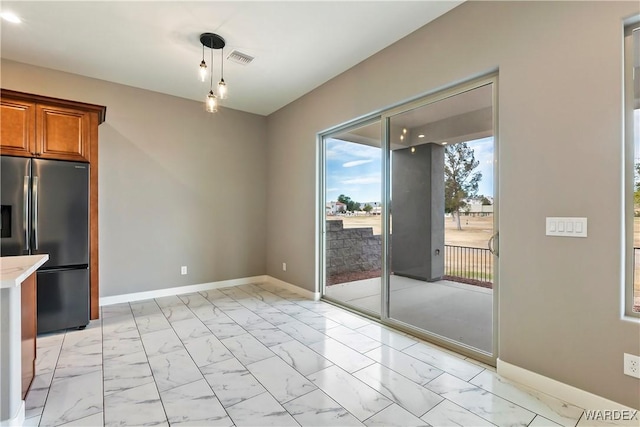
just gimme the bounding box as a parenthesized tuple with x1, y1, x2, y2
(0, 98, 36, 157)
(36, 104, 90, 162)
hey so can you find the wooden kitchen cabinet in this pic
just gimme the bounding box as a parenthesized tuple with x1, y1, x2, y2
(0, 98, 36, 157)
(1, 89, 106, 321)
(21, 272, 36, 399)
(36, 104, 91, 162)
(1, 91, 99, 162)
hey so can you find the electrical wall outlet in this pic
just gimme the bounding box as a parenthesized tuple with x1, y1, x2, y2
(282, 262, 287, 271)
(181, 266, 188, 275)
(624, 353, 640, 378)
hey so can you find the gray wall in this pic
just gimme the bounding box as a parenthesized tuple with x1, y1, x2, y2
(265, 1, 640, 409)
(1, 59, 268, 297)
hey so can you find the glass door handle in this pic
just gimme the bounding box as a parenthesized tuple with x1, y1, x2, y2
(488, 231, 499, 257)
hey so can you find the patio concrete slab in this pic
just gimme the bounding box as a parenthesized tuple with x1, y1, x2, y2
(325, 276, 492, 353)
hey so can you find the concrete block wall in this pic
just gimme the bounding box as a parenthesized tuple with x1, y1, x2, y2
(326, 220, 381, 276)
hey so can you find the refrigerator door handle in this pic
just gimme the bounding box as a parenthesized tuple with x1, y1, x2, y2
(23, 176, 30, 251)
(33, 176, 39, 251)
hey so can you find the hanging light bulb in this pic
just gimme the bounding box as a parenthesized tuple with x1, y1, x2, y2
(217, 78, 227, 100)
(199, 60, 207, 82)
(205, 41, 218, 113)
(217, 47, 228, 99)
(206, 90, 218, 113)
(199, 43, 207, 82)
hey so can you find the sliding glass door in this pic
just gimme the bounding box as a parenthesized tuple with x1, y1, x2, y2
(385, 83, 496, 357)
(320, 76, 498, 362)
(321, 119, 382, 317)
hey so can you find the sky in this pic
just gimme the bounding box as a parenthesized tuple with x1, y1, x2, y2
(325, 138, 382, 203)
(325, 136, 495, 204)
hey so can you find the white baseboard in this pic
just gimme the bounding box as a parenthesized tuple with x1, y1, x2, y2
(99, 275, 269, 306)
(264, 276, 320, 301)
(0, 400, 24, 427)
(497, 358, 637, 412)
(99, 275, 319, 306)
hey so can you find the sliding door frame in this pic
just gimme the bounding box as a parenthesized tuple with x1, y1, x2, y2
(380, 74, 499, 364)
(318, 115, 383, 319)
(318, 73, 499, 365)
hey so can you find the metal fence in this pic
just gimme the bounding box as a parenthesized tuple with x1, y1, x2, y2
(444, 244, 493, 285)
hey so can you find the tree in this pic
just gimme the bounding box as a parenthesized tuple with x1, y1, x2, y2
(444, 143, 482, 230)
(337, 194, 360, 212)
(363, 204, 373, 214)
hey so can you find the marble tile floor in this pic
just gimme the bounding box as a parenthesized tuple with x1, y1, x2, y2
(24, 282, 598, 427)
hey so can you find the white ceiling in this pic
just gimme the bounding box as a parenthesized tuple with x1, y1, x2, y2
(0, 1, 463, 116)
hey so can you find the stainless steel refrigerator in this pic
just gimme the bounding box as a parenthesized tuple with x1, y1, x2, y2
(1, 156, 89, 333)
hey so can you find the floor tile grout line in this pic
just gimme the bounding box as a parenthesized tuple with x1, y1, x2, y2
(282, 386, 366, 426)
(151, 292, 406, 427)
(69, 294, 380, 420)
(420, 397, 499, 426)
(203, 293, 317, 413)
(466, 375, 583, 427)
(265, 340, 336, 378)
(422, 355, 582, 425)
(468, 369, 587, 420)
(221, 285, 545, 424)
(468, 365, 487, 382)
(423, 372, 542, 426)
(349, 361, 436, 416)
(188, 305, 305, 423)
(357, 344, 447, 387)
(344, 330, 535, 425)
(160, 292, 293, 424)
(125, 299, 171, 426)
(187, 288, 346, 423)
(154, 294, 236, 425)
(36, 327, 68, 426)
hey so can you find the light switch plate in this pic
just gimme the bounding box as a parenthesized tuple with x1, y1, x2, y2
(546, 217, 587, 238)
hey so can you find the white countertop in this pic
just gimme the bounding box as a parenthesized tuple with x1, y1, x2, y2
(0, 255, 49, 289)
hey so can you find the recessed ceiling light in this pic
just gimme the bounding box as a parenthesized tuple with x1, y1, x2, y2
(441, 142, 448, 145)
(1, 12, 21, 23)
(418, 134, 425, 138)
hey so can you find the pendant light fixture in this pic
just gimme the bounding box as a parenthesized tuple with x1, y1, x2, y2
(199, 33, 227, 113)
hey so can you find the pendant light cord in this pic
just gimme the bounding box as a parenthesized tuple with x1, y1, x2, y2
(221, 47, 224, 81)
(209, 38, 214, 90)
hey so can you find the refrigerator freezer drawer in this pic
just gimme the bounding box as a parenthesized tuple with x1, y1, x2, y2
(37, 268, 89, 334)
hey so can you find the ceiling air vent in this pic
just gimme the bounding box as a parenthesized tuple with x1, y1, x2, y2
(227, 50, 254, 65)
